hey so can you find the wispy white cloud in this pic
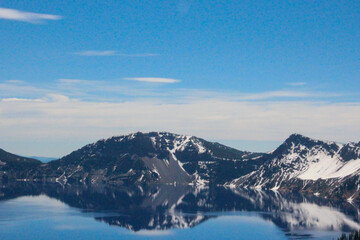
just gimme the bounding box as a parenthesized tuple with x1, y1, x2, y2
(0, 81, 48, 98)
(287, 82, 307, 86)
(74, 50, 158, 57)
(123, 77, 180, 84)
(74, 50, 117, 56)
(235, 91, 310, 100)
(0, 7, 62, 23)
(1, 97, 44, 102)
(56, 79, 97, 84)
(0, 80, 354, 156)
(0, 79, 340, 103)
(1, 95, 360, 156)
(3, 80, 25, 84)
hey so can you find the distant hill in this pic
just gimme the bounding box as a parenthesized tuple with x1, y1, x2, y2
(28, 156, 57, 163)
(0, 148, 41, 182)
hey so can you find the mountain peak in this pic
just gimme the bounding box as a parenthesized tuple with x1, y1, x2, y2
(284, 134, 342, 149)
(282, 133, 318, 148)
(104, 131, 191, 142)
(267, 133, 343, 161)
(286, 133, 312, 142)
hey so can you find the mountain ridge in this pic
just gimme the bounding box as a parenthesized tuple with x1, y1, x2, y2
(226, 133, 360, 200)
(32, 132, 262, 186)
(1, 132, 359, 201)
(0, 148, 41, 182)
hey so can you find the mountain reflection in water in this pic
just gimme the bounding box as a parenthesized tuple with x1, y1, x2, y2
(0, 183, 359, 239)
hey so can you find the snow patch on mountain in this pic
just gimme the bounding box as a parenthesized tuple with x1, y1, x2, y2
(298, 158, 360, 180)
(167, 147, 189, 175)
(282, 140, 360, 180)
(267, 138, 360, 181)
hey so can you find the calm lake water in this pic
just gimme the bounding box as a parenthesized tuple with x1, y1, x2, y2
(0, 183, 358, 240)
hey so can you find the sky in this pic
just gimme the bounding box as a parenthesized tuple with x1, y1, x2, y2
(0, 0, 359, 157)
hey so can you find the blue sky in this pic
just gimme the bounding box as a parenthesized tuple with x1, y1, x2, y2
(0, 1, 359, 157)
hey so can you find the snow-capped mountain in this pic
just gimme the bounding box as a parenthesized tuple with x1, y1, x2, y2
(35, 132, 262, 186)
(3, 132, 360, 200)
(227, 134, 360, 200)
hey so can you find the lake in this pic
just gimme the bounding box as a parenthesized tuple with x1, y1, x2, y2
(0, 183, 358, 240)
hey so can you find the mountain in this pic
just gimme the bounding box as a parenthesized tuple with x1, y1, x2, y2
(34, 132, 263, 185)
(28, 156, 57, 163)
(227, 134, 360, 200)
(0, 148, 42, 183)
(2, 132, 360, 201)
